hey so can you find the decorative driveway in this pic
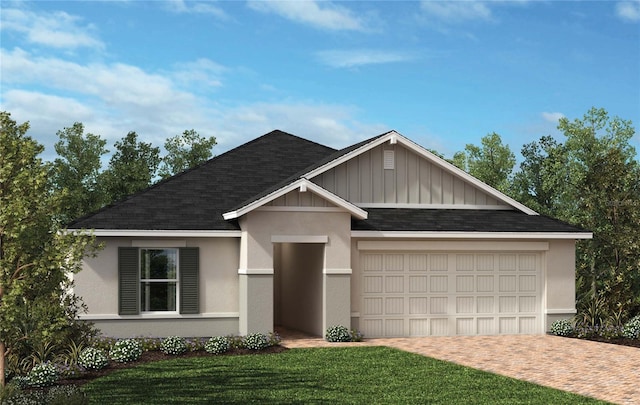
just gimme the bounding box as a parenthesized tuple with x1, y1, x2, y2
(281, 332, 639, 405)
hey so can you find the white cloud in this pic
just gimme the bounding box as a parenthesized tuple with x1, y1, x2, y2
(0, 47, 385, 159)
(616, 1, 640, 22)
(420, 1, 493, 23)
(316, 49, 414, 68)
(541, 112, 565, 123)
(0, 7, 104, 49)
(247, 0, 366, 31)
(165, 0, 228, 19)
(221, 102, 388, 149)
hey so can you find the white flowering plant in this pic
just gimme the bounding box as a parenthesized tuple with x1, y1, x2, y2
(160, 336, 188, 355)
(243, 333, 269, 350)
(325, 325, 351, 342)
(205, 336, 230, 354)
(78, 347, 109, 371)
(549, 319, 574, 337)
(26, 362, 58, 388)
(622, 315, 640, 339)
(109, 338, 143, 363)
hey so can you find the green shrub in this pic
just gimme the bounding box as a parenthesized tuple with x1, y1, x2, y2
(267, 331, 282, 346)
(350, 329, 364, 342)
(26, 362, 58, 388)
(205, 336, 230, 355)
(550, 319, 574, 337)
(325, 325, 351, 342)
(243, 333, 269, 350)
(622, 315, 640, 339)
(160, 336, 188, 355)
(78, 347, 109, 371)
(109, 339, 142, 363)
(226, 335, 245, 349)
(46, 385, 89, 405)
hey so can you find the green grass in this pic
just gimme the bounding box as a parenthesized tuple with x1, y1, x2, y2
(83, 347, 607, 404)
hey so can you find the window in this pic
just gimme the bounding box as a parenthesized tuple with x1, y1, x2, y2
(140, 248, 178, 312)
(118, 247, 199, 315)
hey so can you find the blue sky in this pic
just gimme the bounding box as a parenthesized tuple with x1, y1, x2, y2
(1, 0, 639, 162)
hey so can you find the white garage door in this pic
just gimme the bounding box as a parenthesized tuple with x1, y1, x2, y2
(360, 252, 542, 337)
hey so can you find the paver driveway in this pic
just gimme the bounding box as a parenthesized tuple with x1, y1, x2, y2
(281, 332, 639, 405)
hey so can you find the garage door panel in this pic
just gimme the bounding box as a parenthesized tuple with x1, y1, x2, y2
(360, 252, 542, 337)
(456, 318, 475, 335)
(363, 276, 383, 293)
(409, 276, 428, 292)
(430, 276, 448, 292)
(409, 297, 428, 314)
(385, 297, 404, 314)
(456, 276, 474, 292)
(385, 276, 404, 292)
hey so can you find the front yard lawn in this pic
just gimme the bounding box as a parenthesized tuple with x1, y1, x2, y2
(82, 346, 606, 404)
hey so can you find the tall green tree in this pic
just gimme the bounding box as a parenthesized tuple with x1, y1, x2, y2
(557, 108, 640, 318)
(159, 129, 216, 179)
(51, 122, 108, 223)
(511, 135, 568, 216)
(101, 131, 160, 203)
(452, 132, 516, 193)
(0, 111, 98, 387)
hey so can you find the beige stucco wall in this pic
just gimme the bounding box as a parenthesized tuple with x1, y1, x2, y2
(544, 239, 577, 328)
(74, 236, 240, 337)
(239, 209, 353, 334)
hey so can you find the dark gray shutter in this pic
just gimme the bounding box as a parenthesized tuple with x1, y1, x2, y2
(118, 247, 139, 315)
(180, 247, 199, 314)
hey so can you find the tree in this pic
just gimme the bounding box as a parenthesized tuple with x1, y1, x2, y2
(101, 131, 161, 203)
(511, 135, 568, 216)
(51, 122, 108, 224)
(0, 111, 98, 387)
(452, 132, 516, 193)
(159, 129, 216, 179)
(557, 108, 640, 319)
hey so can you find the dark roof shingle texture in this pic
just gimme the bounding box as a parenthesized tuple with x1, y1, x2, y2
(70, 130, 335, 230)
(70, 130, 588, 235)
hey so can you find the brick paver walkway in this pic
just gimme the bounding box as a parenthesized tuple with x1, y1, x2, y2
(281, 330, 639, 405)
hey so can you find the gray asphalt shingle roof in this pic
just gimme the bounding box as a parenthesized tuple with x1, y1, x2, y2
(69, 130, 587, 235)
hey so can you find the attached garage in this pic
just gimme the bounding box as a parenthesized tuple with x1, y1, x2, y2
(357, 242, 546, 337)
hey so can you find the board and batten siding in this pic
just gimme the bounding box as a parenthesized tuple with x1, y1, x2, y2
(311, 144, 504, 206)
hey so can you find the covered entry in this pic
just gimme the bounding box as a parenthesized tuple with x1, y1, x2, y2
(274, 242, 325, 336)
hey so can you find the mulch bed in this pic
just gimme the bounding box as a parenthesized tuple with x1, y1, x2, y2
(57, 345, 288, 387)
(582, 337, 640, 348)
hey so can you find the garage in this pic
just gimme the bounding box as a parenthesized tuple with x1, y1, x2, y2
(359, 250, 543, 337)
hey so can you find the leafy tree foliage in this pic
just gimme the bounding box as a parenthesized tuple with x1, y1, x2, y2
(511, 135, 568, 216)
(555, 108, 640, 319)
(0, 112, 99, 386)
(100, 131, 161, 203)
(51, 122, 108, 224)
(452, 132, 515, 193)
(159, 129, 216, 179)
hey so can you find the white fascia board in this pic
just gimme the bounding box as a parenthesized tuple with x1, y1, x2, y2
(304, 131, 397, 179)
(303, 131, 539, 216)
(223, 179, 368, 220)
(351, 231, 593, 240)
(79, 229, 242, 237)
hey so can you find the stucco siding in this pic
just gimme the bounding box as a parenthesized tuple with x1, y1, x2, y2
(75, 236, 241, 337)
(312, 143, 504, 206)
(544, 240, 577, 329)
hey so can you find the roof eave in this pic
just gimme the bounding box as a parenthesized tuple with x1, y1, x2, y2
(223, 179, 368, 220)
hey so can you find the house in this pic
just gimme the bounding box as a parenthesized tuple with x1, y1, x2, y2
(70, 130, 591, 338)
